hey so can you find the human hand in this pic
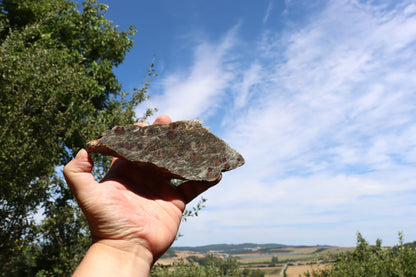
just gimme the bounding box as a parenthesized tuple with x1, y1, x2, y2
(63, 115, 220, 276)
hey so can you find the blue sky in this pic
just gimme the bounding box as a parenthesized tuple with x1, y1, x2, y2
(89, 0, 416, 247)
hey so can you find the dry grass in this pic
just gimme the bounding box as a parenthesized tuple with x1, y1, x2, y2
(156, 251, 204, 265)
(264, 274, 282, 277)
(285, 262, 329, 277)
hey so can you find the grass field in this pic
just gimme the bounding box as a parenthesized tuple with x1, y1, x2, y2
(235, 246, 351, 264)
(156, 250, 205, 265)
(285, 262, 330, 277)
(156, 246, 353, 276)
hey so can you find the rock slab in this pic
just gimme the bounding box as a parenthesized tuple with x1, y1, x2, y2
(86, 120, 245, 181)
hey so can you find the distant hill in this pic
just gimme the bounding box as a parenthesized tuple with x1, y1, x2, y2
(171, 243, 333, 253)
(404, 241, 416, 249)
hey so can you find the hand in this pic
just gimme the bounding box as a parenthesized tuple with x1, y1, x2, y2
(63, 115, 220, 276)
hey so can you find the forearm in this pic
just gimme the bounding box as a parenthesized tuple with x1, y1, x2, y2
(73, 242, 153, 277)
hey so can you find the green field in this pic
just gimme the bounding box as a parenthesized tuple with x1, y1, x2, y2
(156, 245, 354, 276)
(234, 246, 350, 264)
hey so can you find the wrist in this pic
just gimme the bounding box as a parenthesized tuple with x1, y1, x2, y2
(73, 240, 153, 277)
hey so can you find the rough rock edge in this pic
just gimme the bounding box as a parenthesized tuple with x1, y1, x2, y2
(86, 120, 245, 181)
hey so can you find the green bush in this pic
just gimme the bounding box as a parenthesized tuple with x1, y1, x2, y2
(304, 232, 416, 277)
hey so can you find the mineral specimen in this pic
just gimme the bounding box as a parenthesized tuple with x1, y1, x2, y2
(86, 120, 245, 181)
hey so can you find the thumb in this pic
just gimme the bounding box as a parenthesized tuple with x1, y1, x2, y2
(63, 149, 97, 199)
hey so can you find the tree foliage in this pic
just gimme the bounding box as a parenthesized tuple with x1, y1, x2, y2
(0, 0, 154, 275)
(304, 232, 416, 277)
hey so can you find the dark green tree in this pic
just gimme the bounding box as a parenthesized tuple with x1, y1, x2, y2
(0, 0, 154, 275)
(270, 256, 278, 266)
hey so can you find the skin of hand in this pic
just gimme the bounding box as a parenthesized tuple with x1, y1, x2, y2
(63, 115, 220, 276)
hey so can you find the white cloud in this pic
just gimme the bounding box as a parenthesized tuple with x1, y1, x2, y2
(225, 0, 416, 176)
(404, 3, 416, 15)
(233, 62, 262, 109)
(143, 0, 416, 246)
(177, 170, 416, 246)
(136, 27, 238, 123)
(262, 1, 273, 24)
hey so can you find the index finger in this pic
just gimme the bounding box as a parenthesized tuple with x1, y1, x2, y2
(152, 115, 171, 125)
(134, 115, 172, 127)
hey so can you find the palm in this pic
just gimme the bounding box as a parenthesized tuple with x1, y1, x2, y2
(76, 158, 186, 259)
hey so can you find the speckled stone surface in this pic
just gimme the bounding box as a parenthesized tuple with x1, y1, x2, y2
(86, 120, 245, 181)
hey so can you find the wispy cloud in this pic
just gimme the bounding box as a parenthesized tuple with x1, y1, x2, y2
(142, 0, 416, 246)
(263, 1, 273, 24)
(136, 27, 239, 123)
(283, 0, 292, 15)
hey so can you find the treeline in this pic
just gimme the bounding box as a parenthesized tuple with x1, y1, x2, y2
(304, 232, 416, 277)
(151, 254, 265, 277)
(172, 243, 288, 253)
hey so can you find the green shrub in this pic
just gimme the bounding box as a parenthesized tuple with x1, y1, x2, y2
(304, 232, 416, 277)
